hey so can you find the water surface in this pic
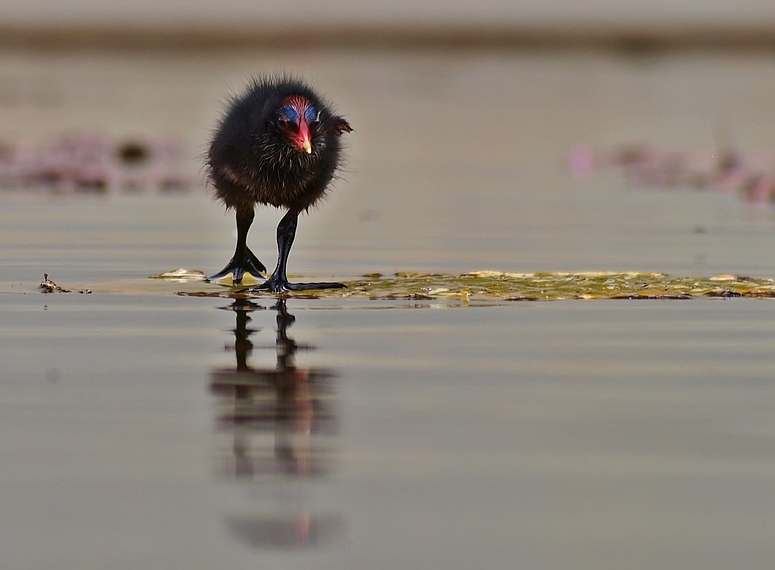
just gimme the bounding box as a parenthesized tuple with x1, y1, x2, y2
(1, 48, 775, 569)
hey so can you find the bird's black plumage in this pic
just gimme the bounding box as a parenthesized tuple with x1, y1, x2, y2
(206, 76, 352, 292)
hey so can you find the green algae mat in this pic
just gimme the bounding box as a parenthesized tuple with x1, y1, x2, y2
(152, 270, 775, 301)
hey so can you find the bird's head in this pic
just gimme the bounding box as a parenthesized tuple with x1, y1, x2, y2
(273, 95, 320, 155)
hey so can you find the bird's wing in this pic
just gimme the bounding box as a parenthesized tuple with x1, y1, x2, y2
(333, 119, 353, 136)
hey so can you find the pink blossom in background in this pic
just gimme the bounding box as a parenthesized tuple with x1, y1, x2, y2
(569, 142, 775, 206)
(0, 132, 195, 194)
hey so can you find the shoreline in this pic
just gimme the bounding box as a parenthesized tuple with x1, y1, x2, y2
(3, 23, 775, 52)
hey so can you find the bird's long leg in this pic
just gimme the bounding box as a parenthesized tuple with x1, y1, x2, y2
(208, 208, 267, 283)
(251, 209, 346, 293)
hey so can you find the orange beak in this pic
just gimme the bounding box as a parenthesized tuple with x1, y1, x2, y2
(297, 120, 312, 154)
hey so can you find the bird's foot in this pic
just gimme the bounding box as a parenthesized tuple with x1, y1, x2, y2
(247, 276, 346, 294)
(207, 249, 267, 284)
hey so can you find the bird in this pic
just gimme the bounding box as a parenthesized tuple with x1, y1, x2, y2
(206, 76, 352, 292)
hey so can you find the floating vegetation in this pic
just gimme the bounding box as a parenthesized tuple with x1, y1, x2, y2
(39, 273, 70, 293)
(176, 271, 775, 301)
(38, 273, 91, 294)
(149, 268, 207, 282)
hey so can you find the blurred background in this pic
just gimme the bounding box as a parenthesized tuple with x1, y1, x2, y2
(4, 0, 775, 45)
(3, 5, 775, 570)
(3, 1, 775, 279)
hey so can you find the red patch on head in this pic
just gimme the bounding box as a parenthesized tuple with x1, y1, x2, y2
(281, 95, 313, 152)
(282, 95, 312, 116)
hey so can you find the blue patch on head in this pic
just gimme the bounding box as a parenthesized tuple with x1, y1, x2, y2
(279, 105, 300, 123)
(304, 106, 318, 123)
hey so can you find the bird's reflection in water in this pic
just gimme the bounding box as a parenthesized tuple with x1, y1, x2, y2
(210, 298, 342, 549)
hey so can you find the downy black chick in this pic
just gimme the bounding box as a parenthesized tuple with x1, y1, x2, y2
(207, 76, 352, 292)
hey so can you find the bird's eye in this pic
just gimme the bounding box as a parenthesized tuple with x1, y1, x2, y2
(279, 105, 300, 124)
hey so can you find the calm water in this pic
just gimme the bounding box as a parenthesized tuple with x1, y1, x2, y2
(1, 48, 775, 568)
(1, 293, 773, 569)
